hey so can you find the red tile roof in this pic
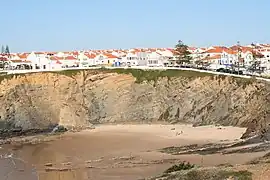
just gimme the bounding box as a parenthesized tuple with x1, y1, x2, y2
(18, 53, 28, 59)
(224, 49, 237, 55)
(64, 56, 77, 60)
(85, 53, 96, 59)
(103, 53, 118, 59)
(50, 56, 60, 60)
(204, 54, 221, 60)
(204, 47, 227, 54)
(35, 52, 45, 55)
(0, 57, 8, 61)
(56, 60, 62, 64)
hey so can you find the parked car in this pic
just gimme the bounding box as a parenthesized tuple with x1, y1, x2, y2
(216, 68, 225, 72)
(231, 69, 243, 75)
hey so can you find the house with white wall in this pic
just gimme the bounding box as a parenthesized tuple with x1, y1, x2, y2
(122, 52, 139, 66)
(219, 50, 238, 66)
(59, 56, 79, 67)
(103, 53, 119, 65)
(147, 52, 169, 67)
(50, 56, 62, 69)
(94, 53, 120, 66)
(9, 60, 32, 69)
(240, 49, 254, 67)
(136, 52, 148, 66)
(203, 54, 221, 64)
(78, 52, 97, 67)
(27, 52, 50, 70)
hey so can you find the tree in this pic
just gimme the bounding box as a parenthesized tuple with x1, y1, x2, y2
(248, 49, 263, 73)
(5, 45, 10, 54)
(1, 45, 4, 54)
(5, 45, 11, 58)
(174, 40, 192, 65)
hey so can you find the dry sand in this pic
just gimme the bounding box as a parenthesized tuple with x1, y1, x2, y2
(0, 124, 266, 180)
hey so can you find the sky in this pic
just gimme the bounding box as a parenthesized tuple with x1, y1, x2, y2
(1, 0, 270, 52)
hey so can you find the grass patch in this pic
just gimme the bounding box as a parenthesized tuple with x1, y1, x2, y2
(183, 170, 252, 180)
(152, 169, 252, 180)
(96, 68, 215, 84)
(51, 69, 81, 77)
(50, 68, 215, 84)
(217, 170, 253, 180)
(232, 76, 257, 88)
(164, 162, 195, 173)
(216, 163, 234, 168)
(0, 68, 263, 88)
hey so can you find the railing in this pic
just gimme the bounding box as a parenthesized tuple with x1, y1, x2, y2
(1, 66, 270, 82)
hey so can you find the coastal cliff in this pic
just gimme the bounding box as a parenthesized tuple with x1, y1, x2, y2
(0, 69, 269, 138)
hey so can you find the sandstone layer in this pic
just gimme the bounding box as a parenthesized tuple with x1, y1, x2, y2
(0, 70, 269, 138)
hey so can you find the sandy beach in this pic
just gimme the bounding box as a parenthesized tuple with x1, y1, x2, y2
(0, 124, 267, 180)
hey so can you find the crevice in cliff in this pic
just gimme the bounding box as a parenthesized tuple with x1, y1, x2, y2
(20, 77, 46, 128)
(158, 106, 172, 122)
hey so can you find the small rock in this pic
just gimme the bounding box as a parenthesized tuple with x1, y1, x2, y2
(175, 131, 183, 136)
(52, 125, 67, 133)
(85, 165, 94, 169)
(171, 128, 176, 130)
(45, 163, 53, 167)
(62, 162, 71, 166)
(45, 167, 71, 172)
(93, 158, 103, 162)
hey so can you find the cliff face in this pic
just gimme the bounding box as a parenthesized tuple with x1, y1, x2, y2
(0, 70, 269, 138)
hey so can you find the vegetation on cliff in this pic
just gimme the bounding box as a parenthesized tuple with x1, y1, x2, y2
(0, 68, 261, 88)
(148, 168, 252, 180)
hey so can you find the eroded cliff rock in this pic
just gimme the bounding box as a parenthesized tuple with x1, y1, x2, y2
(0, 70, 269, 138)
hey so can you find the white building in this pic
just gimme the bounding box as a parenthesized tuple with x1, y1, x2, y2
(147, 52, 168, 67)
(220, 50, 238, 66)
(27, 52, 50, 70)
(122, 52, 139, 66)
(78, 52, 97, 67)
(94, 53, 120, 66)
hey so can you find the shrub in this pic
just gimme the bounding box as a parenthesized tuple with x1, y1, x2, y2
(164, 161, 195, 173)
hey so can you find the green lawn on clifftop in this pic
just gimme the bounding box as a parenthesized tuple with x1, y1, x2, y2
(0, 68, 258, 88)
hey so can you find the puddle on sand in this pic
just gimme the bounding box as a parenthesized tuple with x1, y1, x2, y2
(0, 157, 38, 180)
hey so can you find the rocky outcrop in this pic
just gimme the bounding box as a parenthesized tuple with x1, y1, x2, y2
(0, 70, 269, 138)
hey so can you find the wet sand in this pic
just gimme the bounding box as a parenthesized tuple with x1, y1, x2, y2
(0, 124, 266, 180)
